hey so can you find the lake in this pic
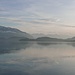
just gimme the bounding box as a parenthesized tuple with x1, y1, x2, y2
(0, 41, 75, 75)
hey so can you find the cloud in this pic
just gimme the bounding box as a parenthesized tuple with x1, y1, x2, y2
(8, 17, 75, 28)
(38, 18, 60, 22)
(0, 7, 6, 11)
(0, 0, 75, 38)
(6, 16, 60, 24)
(1, 16, 75, 28)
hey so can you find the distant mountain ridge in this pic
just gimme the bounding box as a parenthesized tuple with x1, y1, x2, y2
(36, 37, 64, 42)
(0, 26, 33, 39)
(1, 26, 75, 42)
(0, 26, 22, 32)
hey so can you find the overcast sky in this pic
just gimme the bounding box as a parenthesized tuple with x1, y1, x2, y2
(0, 0, 75, 38)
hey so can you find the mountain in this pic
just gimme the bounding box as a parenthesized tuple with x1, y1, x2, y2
(36, 37, 64, 42)
(0, 26, 33, 40)
(66, 37, 75, 42)
(32, 33, 73, 39)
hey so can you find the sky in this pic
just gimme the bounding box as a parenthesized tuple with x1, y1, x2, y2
(0, 0, 75, 38)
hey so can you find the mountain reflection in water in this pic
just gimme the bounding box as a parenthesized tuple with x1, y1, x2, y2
(0, 41, 75, 75)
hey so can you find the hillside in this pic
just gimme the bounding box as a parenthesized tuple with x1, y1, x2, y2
(36, 37, 64, 41)
(0, 26, 33, 40)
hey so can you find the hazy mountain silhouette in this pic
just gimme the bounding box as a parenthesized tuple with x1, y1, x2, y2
(0, 26, 33, 40)
(1, 26, 75, 42)
(36, 37, 64, 42)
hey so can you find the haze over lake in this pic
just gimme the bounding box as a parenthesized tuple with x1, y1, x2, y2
(0, 42, 75, 75)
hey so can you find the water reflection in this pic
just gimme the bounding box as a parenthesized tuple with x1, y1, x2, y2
(37, 41, 57, 46)
(0, 41, 75, 75)
(0, 41, 32, 54)
(67, 42, 75, 47)
(1, 41, 75, 54)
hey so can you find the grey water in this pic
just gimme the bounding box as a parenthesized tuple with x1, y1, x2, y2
(0, 41, 75, 75)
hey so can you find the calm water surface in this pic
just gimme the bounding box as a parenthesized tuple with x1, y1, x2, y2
(0, 42, 75, 75)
